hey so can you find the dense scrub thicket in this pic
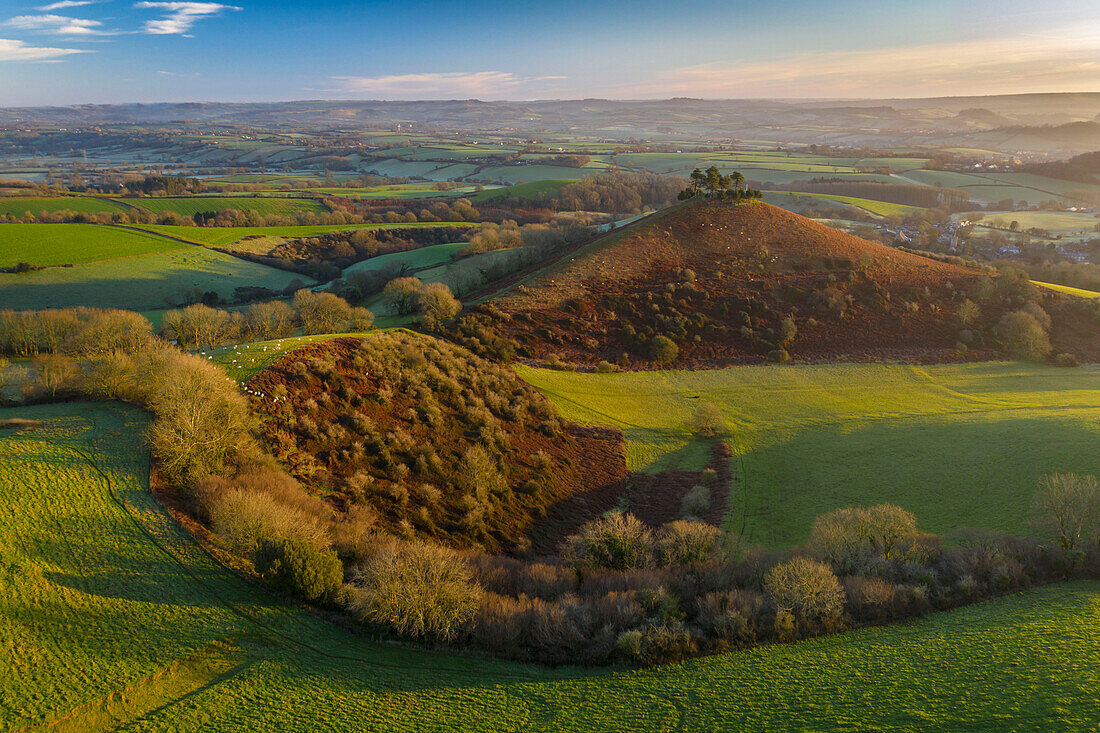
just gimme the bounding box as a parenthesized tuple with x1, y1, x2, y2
(158, 291, 374, 348)
(453, 501, 1099, 666)
(247, 332, 627, 552)
(242, 225, 474, 280)
(481, 171, 687, 214)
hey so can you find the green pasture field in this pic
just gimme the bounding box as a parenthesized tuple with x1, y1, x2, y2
(853, 157, 930, 170)
(429, 163, 481, 180)
(402, 145, 505, 161)
(474, 165, 587, 184)
(0, 223, 181, 267)
(129, 222, 468, 248)
(361, 159, 457, 180)
(0, 196, 130, 216)
(413, 247, 526, 296)
(762, 192, 866, 219)
(900, 170, 1100, 205)
(0, 247, 311, 310)
(518, 362, 1100, 546)
(342, 242, 467, 276)
(203, 174, 312, 184)
(776, 191, 923, 217)
(969, 210, 1100, 239)
(1033, 281, 1100, 299)
(1, 401, 1097, 732)
(127, 197, 326, 217)
(292, 183, 487, 199)
(472, 179, 572, 202)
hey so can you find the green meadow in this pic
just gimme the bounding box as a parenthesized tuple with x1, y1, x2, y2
(0, 223, 181, 267)
(472, 179, 572, 202)
(129, 222, 467, 248)
(127, 197, 326, 217)
(1, 401, 1097, 732)
(0, 247, 310, 310)
(0, 196, 130, 216)
(518, 362, 1100, 546)
(972, 210, 1100, 240)
(342, 241, 467, 276)
(780, 191, 924, 217)
(476, 165, 587, 184)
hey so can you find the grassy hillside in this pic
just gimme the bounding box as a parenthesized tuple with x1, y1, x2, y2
(0, 223, 181, 267)
(518, 362, 1100, 545)
(2, 402, 1097, 731)
(0, 247, 310, 309)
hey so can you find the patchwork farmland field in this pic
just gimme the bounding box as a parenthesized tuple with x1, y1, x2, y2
(472, 179, 572, 202)
(0, 223, 181, 267)
(475, 165, 588, 184)
(518, 362, 1100, 546)
(0, 196, 130, 216)
(126, 197, 326, 216)
(132, 222, 468, 248)
(768, 191, 924, 217)
(342, 241, 466, 276)
(1, 402, 1097, 732)
(0, 246, 310, 309)
(967, 210, 1100, 240)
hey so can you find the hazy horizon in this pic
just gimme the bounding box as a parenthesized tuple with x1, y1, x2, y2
(1, 0, 1099, 107)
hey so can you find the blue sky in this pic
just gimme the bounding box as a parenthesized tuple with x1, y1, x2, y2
(0, 0, 1098, 106)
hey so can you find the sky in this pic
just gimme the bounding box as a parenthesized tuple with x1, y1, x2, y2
(0, 0, 1098, 106)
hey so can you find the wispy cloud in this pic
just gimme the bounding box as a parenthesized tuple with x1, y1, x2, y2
(38, 0, 99, 10)
(328, 71, 567, 99)
(7, 14, 107, 35)
(0, 36, 87, 60)
(613, 26, 1100, 98)
(133, 1, 240, 35)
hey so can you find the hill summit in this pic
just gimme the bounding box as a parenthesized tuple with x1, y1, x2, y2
(473, 201, 996, 367)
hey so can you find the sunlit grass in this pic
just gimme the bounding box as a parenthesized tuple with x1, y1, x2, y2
(518, 362, 1100, 544)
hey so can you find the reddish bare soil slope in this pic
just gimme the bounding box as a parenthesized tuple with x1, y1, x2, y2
(474, 201, 1003, 367)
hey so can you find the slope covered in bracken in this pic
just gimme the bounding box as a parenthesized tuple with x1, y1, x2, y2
(466, 201, 1013, 367)
(246, 333, 628, 552)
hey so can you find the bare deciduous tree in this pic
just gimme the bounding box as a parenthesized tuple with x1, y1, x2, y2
(1030, 473, 1100, 554)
